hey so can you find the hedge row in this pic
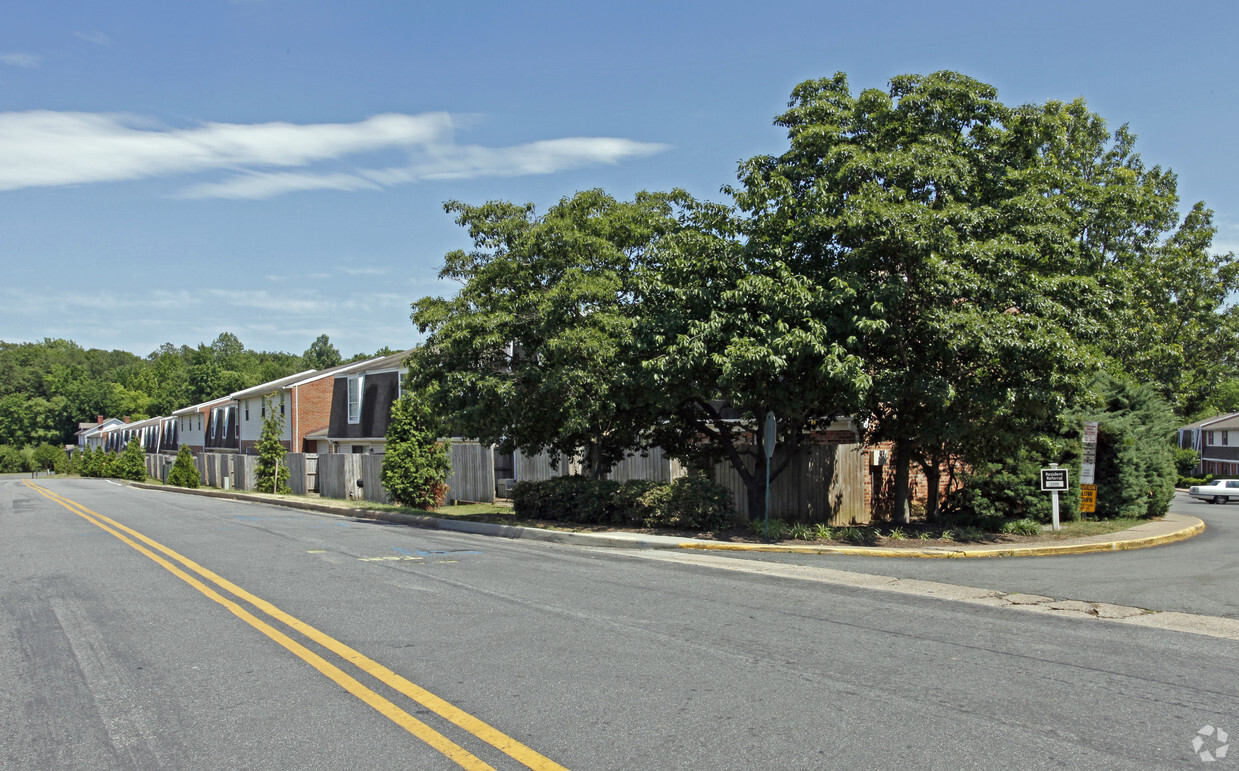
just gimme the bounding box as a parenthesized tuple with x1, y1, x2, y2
(511, 475, 735, 531)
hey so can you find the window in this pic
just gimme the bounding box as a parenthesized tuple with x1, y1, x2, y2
(1225, 431, 1230, 446)
(1208, 430, 1215, 446)
(280, 394, 285, 416)
(261, 400, 266, 418)
(347, 375, 363, 424)
(245, 403, 250, 421)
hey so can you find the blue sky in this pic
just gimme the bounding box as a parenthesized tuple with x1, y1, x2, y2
(2, 1, 1236, 359)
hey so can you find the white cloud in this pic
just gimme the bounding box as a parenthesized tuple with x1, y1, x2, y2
(0, 53, 40, 68)
(0, 110, 669, 199)
(178, 170, 382, 199)
(75, 31, 111, 46)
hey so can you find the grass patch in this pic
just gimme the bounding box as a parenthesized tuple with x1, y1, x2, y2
(1049, 517, 1151, 538)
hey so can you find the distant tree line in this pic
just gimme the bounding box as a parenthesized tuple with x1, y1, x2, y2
(0, 333, 388, 448)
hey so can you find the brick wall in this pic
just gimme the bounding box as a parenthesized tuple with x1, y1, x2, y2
(294, 377, 335, 452)
(862, 441, 966, 519)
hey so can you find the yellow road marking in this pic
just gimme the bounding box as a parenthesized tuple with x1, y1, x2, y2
(26, 481, 568, 771)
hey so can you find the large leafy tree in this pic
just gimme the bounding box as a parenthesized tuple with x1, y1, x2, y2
(408, 189, 688, 478)
(637, 202, 869, 518)
(731, 71, 1219, 520)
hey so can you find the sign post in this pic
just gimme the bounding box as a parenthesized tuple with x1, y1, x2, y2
(1080, 421, 1099, 516)
(764, 411, 776, 540)
(1040, 463, 1069, 532)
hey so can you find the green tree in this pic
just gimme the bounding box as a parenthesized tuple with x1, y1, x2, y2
(31, 443, 66, 474)
(1075, 376, 1178, 519)
(730, 71, 1201, 520)
(112, 438, 147, 481)
(167, 444, 201, 488)
(381, 394, 451, 509)
(302, 334, 343, 370)
(637, 203, 869, 519)
(0, 445, 22, 473)
(254, 396, 290, 493)
(408, 189, 688, 477)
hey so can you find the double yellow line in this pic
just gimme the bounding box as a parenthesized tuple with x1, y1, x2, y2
(25, 481, 567, 771)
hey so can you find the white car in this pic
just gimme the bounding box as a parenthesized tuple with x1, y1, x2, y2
(1188, 479, 1239, 503)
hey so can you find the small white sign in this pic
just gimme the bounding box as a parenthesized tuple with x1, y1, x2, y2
(1040, 468, 1069, 491)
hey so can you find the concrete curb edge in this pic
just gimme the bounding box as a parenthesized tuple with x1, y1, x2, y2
(127, 482, 1206, 558)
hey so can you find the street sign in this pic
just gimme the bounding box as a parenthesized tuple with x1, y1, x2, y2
(1040, 467, 1069, 492)
(1081, 421, 1099, 485)
(1080, 483, 1097, 513)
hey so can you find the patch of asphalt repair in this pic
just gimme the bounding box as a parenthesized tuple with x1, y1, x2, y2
(620, 550, 1239, 642)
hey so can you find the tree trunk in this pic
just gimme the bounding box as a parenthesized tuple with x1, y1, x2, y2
(892, 440, 913, 524)
(922, 463, 941, 522)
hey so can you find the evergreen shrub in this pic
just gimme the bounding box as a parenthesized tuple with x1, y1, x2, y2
(112, 438, 147, 481)
(167, 444, 201, 489)
(381, 394, 450, 509)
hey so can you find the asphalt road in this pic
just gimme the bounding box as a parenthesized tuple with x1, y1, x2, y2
(3, 479, 1237, 769)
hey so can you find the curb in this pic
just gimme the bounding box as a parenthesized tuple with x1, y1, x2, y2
(128, 482, 1206, 558)
(677, 516, 1206, 558)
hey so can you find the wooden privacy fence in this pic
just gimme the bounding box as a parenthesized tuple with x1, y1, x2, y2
(513, 446, 682, 484)
(148, 441, 866, 524)
(318, 454, 363, 501)
(712, 443, 868, 525)
(285, 453, 319, 495)
(446, 441, 495, 503)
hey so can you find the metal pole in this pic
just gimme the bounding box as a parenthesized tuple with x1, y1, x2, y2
(1050, 462, 1061, 532)
(764, 458, 771, 540)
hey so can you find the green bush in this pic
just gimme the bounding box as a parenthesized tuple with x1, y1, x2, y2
(254, 396, 292, 494)
(1173, 448, 1200, 477)
(1000, 518, 1042, 536)
(636, 476, 735, 530)
(943, 375, 1176, 523)
(111, 438, 147, 481)
(512, 474, 735, 530)
(0, 445, 22, 473)
(167, 445, 201, 489)
(31, 443, 67, 473)
(1178, 474, 1214, 488)
(381, 394, 450, 509)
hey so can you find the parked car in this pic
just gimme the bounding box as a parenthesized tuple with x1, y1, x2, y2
(1187, 479, 1239, 503)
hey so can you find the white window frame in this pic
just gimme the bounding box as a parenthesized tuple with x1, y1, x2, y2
(347, 375, 363, 424)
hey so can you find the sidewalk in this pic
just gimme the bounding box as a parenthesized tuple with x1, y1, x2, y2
(131, 481, 1205, 558)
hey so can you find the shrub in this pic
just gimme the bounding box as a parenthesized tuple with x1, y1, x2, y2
(254, 397, 292, 494)
(111, 438, 147, 481)
(513, 475, 735, 531)
(1173, 448, 1200, 477)
(1000, 518, 1042, 536)
(167, 445, 201, 489)
(1178, 474, 1214, 488)
(80, 446, 103, 477)
(31, 443, 67, 474)
(0, 445, 22, 473)
(381, 394, 450, 509)
(839, 527, 878, 546)
(789, 522, 813, 540)
(636, 476, 735, 530)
